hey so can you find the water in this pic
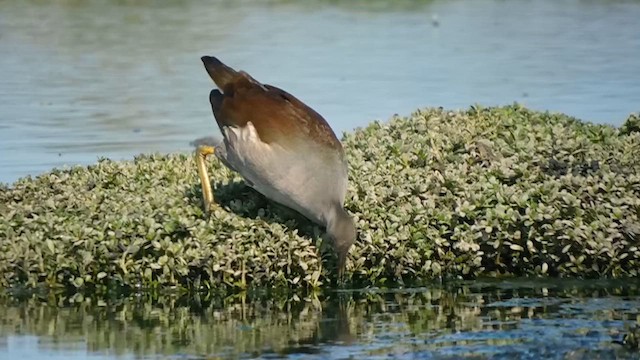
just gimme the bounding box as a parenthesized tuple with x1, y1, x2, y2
(1, 3, 640, 357)
(1, 0, 639, 183)
(0, 280, 638, 359)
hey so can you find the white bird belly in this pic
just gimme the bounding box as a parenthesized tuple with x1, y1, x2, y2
(218, 122, 347, 226)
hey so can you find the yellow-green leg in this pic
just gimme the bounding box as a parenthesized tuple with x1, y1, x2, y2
(195, 145, 216, 214)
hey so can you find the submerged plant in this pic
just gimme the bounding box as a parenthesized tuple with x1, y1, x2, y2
(1, 105, 639, 294)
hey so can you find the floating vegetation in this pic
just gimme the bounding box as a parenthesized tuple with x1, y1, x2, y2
(1, 105, 639, 294)
(621, 112, 640, 136)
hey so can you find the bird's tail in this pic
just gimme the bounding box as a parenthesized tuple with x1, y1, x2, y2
(201, 56, 238, 91)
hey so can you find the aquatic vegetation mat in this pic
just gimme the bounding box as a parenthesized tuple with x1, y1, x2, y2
(1, 105, 639, 293)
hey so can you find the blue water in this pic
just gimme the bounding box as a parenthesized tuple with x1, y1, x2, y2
(0, 0, 639, 183)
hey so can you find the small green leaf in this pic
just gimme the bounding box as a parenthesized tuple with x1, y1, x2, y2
(46, 239, 55, 253)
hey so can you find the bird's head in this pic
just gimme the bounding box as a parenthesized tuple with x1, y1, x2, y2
(327, 207, 357, 280)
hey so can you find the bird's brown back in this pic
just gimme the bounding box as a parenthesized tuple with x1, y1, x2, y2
(201, 56, 343, 151)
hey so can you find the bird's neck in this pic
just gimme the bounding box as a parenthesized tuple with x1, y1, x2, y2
(325, 203, 355, 246)
(324, 201, 346, 230)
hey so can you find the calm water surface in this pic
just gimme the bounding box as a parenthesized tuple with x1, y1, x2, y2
(0, 0, 639, 183)
(0, 280, 639, 359)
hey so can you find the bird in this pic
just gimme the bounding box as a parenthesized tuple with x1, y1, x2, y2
(196, 56, 356, 278)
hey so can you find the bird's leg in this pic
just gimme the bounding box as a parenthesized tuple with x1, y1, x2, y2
(195, 145, 216, 214)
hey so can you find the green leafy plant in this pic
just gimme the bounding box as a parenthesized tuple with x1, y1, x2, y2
(1, 105, 639, 295)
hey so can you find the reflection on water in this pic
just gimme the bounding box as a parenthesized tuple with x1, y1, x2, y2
(0, 0, 639, 183)
(0, 280, 639, 359)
